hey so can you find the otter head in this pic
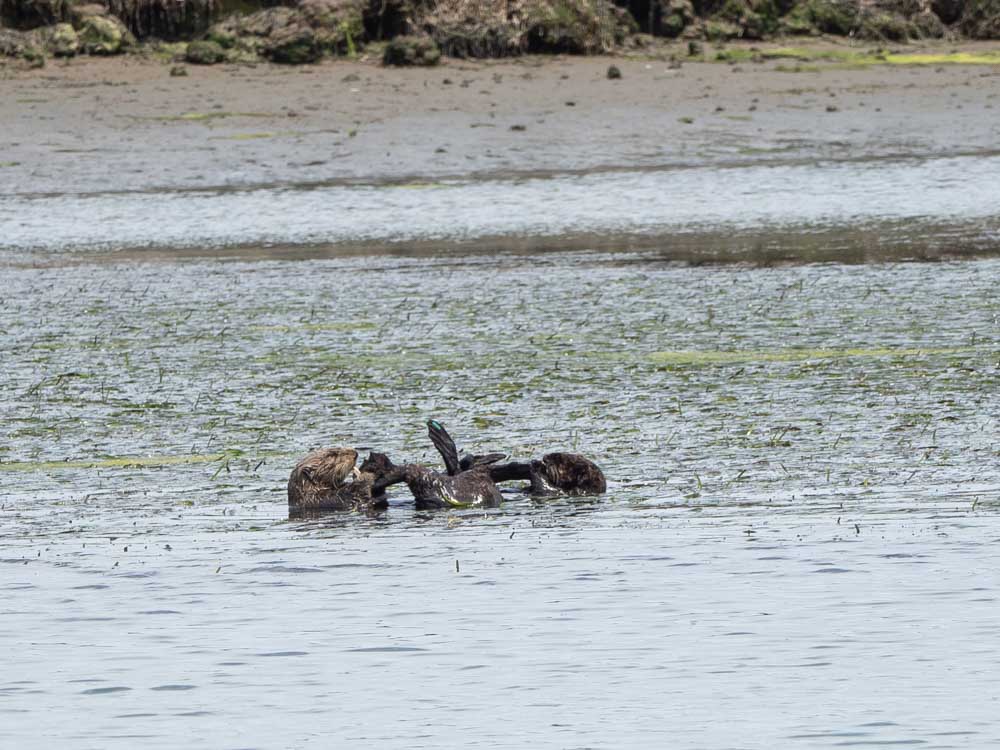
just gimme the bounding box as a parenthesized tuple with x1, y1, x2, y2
(359, 451, 395, 482)
(298, 447, 358, 489)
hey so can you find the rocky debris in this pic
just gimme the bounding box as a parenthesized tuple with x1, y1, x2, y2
(0, 0, 67, 28)
(524, 0, 633, 52)
(658, 0, 695, 36)
(46, 20, 79, 54)
(2, 0, 1000, 63)
(383, 33, 441, 65)
(0, 25, 44, 64)
(701, 0, 781, 40)
(702, 17, 742, 38)
(0, 27, 26, 54)
(78, 12, 134, 53)
(606, 61, 621, 76)
(420, 0, 631, 58)
(205, 0, 364, 64)
(105, 0, 218, 40)
(169, 62, 187, 74)
(960, 0, 1000, 37)
(185, 37, 224, 63)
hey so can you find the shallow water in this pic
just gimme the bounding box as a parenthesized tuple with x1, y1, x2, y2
(3, 153, 1000, 256)
(2, 252, 999, 747)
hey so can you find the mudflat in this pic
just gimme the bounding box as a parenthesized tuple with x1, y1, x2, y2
(3, 40, 1000, 197)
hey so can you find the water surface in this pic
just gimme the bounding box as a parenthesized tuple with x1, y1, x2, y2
(3, 153, 999, 256)
(2, 253, 999, 748)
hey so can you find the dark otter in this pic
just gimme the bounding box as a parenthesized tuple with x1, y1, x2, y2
(287, 447, 389, 514)
(371, 422, 503, 510)
(490, 452, 607, 496)
(425, 419, 607, 497)
(427, 419, 506, 475)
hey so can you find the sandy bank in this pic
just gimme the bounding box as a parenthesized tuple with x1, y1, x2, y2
(3, 40, 999, 197)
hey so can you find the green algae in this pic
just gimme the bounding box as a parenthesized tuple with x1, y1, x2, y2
(248, 322, 376, 333)
(714, 46, 1000, 67)
(219, 131, 281, 140)
(648, 346, 978, 366)
(132, 111, 276, 122)
(0, 451, 238, 473)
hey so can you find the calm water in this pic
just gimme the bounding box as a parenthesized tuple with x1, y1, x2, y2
(2, 250, 999, 747)
(2, 153, 999, 255)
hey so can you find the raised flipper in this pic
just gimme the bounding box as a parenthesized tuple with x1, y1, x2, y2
(427, 419, 462, 476)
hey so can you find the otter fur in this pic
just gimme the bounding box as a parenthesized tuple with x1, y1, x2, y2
(287, 447, 388, 514)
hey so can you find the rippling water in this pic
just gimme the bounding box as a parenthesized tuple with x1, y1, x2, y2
(2, 251, 999, 747)
(3, 154, 1000, 254)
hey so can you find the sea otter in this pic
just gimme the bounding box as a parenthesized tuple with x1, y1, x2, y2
(287, 447, 389, 514)
(489, 453, 607, 496)
(426, 420, 606, 496)
(370, 422, 503, 510)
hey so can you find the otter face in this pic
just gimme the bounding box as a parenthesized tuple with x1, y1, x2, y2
(296, 447, 358, 489)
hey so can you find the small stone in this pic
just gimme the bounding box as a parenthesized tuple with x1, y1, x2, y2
(826, 104, 839, 112)
(510, 124, 526, 131)
(606, 64, 622, 80)
(565, 100, 576, 107)
(169, 65, 188, 77)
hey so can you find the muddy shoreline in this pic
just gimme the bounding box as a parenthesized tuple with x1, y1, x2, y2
(3, 41, 1000, 260)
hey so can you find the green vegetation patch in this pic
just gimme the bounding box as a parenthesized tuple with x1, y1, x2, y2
(648, 346, 976, 365)
(719, 46, 1000, 67)
(0, 451, 245, 473)
(131, 111, 276, 122)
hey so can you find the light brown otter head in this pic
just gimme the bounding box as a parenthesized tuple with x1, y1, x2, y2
(288, 447, 359, 508)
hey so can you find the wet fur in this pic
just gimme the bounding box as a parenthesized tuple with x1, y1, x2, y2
(287, 447, 389, 514)
(424, 419, 607, 497)
(373, 422, 504, 510)
(529, 452, 607, 495)
(487, 453, 606, 496)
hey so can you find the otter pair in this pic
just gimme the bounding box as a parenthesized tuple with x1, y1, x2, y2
(287, 420, 607, 514)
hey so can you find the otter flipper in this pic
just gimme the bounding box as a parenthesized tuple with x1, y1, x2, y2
(427, 419, 462, 476)
(488, 461, 532, 483)
(459, 452, 508, 472)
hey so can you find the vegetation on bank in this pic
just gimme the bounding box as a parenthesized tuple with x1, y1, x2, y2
(2, 0, 1000, 67)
